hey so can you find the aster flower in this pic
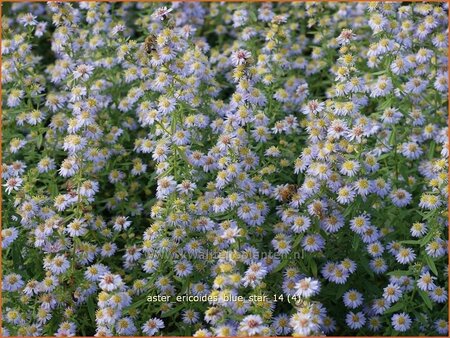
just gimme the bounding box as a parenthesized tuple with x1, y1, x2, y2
(430, 286, 447, 303)
(295, 277, 321, 298)
(383, 283, 403, 303)
(231, 49, 252, 66)
(153, 6, 173, 21)
(391, 312, 412, 332)
(390, 188, 412, 207)
(99, 273, 123, 292)
(73, 64, 94, 81)
(395, 247, 416, 264)
(3, 274, 25, 292)
(3, 177, 23, 194)
(340, 160, 360, 177)
(65, 218, 87, 237)
(239, 315, 266, 336)
(345, 311, 366, 330)
(18, 13, 38, 26)
(417, 271, 436, 291)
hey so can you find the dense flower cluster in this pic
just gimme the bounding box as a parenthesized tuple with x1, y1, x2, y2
(2, 2, 448, 336)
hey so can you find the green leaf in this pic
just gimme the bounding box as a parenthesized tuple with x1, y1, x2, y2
(351, 234, 359, 250)
(419, 231, 435, 247)
(343, 206, 352, 217)
(161, 303, 184, 318)
(424, 255, 438, 276)
(36, 134, 43, 149)
(309, 257, 317, 277)
(418, 290, 433, 310)
(248, 9, 257, 23)
(87, 296, 96, 324)
(126, 296, 148, 311)
(388, 128, 396, 146)
(428, 141, 436, 160)
(292, 235, 303, 249)
(384, 301, 404, 314)
(399, 240, 420, 245)
(414, 311, 429, 326)
(272, 256, 290, 274)
(378, 153, 391, 160)
(387, 270, 412, 277)
(399, 164, 409, 180)
(335, 283, 348, 300)
(49, 181, 58, 196)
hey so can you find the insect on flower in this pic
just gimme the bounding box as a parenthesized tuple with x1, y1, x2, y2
(152, 6, 173, 21)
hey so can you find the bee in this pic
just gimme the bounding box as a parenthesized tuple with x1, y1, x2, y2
(68, 190, 78, 199)
(144, 34, 157, 54)
(278, 184, 298, 202)
(66, 180, 74, 193)
(292, 297, 308, 308)
(311, 201, 326, 220)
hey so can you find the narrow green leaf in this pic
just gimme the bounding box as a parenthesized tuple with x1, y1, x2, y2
(387, 270, 412, 277)
(271, 256, 290, 274)
(418, 290, 433, 310)
(87, 296, 96, 324)
(428, 141, 436, 160)
(310, 258, 317, 277)
(351, 234, 359, 250)
(399, 240, 420, 245)
(161, 304, 184, 318)
(335, 284, 347, 300)
(388, 128, 396, 146)
(424, 255, 438, 276)
(384, 301, 404, 314)
(292, 235, 303, 249)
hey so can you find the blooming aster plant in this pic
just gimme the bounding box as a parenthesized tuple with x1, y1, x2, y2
(1, 2, 448, 337)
